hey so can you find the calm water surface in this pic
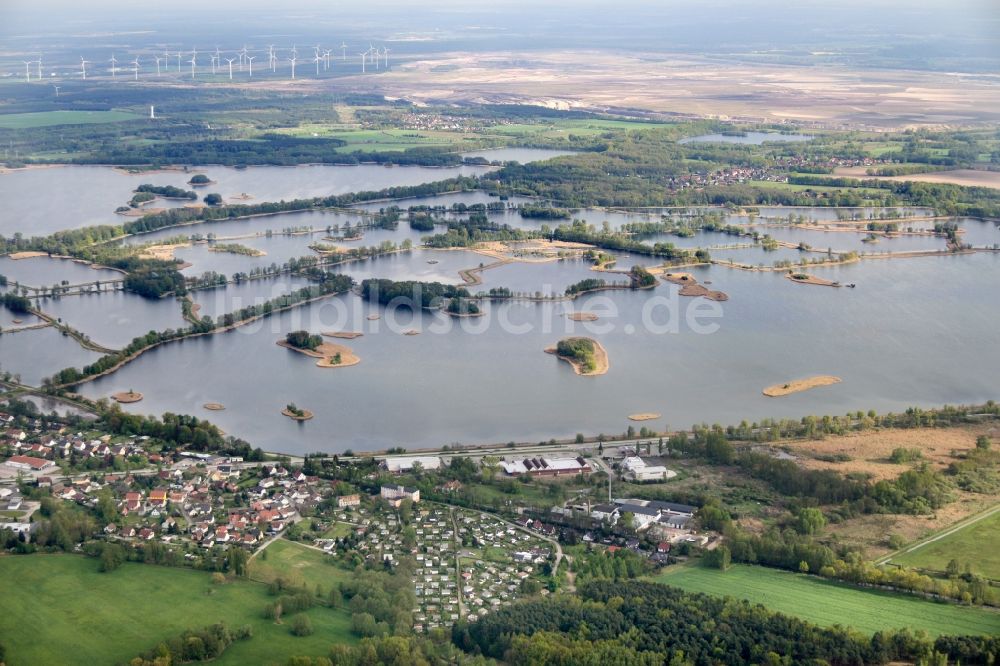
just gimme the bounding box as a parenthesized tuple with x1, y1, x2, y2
(75, 252, 1000, 454)
(0, 163, 493, 237)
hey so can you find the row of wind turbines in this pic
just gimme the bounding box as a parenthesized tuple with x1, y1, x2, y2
(23, 43, 392, 83)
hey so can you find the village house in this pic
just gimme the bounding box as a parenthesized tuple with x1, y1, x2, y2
(337, 494, 361, 508)
(380, 484, 420, 506)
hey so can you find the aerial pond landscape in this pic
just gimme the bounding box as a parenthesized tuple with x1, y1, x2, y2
(1, 1, 999, 665)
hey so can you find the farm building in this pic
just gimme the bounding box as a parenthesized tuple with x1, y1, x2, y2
(500, 456, 592, 477)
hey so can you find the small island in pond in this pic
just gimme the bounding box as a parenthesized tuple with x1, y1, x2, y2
(763, 375, 842, 397)
(112, 390, 143, 403)
(203, 403, 225, 411)
(281, 403, 314, 421)
(663, 272, 728, 301)
(786, 272, 843, 288)
(278, 330, 360, 368)
(545, 337, 609, 376)
(567, 312, 599, 322)
(187, 173, 216, 186)
(628, 413, 661, 421)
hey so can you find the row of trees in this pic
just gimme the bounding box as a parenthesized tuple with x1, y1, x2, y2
(454, 579, 982, 665)
(126, 622, 252, 665)
(45, 273, 354, 388)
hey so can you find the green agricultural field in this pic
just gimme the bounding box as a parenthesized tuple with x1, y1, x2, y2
(893, 508, 1000, 580)
(273, 125, 475, 153)
(0, 110, 142, 129)
(249, 538, 353, 591)
(0, 554, 353, 666)
(653, 563, 1000, 637)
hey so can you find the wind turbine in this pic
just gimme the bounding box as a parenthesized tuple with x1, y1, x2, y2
(210, 54, 217, 75)
(53, 85, 60, 97)
(225, 57, 235, 80)
(288, 56, 297, 79)
(314, 54, 321, 75)
(131, 57, 140, 81)
(383, 47, 390, 70)
(176, 51, 182, 72)
(22, 61, 32, 82)
(109, 54, 118, 81)
(80, 56, 89, 79)
(341, 41, 347, 61)
(323, 49, 332, 70)
(359, 51, 366, 73)
(189, 51, 197, 79)
(36, 58, 43, 79)
(240, 45, 248, 72)
(245, 54, 255, 78)
(155, 56, 162, 75)
(268, 44, 276, 72)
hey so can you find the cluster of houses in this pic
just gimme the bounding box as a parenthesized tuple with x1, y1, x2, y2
(1, 426, 156, 475)
(98, 463, 337, 551)
(564, 498, 703, 543)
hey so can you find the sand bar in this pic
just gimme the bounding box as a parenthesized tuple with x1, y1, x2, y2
(323, 331, 363, 339)
(567, 312, 599, 322)
(763, 375, 842, 397)
(786, 273, 841, 288)
(277, 339, 361, 368)
(663, 272, 729, 301)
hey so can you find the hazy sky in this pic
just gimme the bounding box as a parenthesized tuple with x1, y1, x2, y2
(1, 0, 997, 71)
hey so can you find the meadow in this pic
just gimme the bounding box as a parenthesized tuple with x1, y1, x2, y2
(0, 110, 142, 129)
(248, 538, 354, 592)
(653, 563, 1000, 637)
(0, 554, 354, 666)
(893, 508, 1000, 580)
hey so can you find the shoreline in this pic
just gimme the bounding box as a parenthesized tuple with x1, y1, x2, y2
(763, 375, 842, 397)
(51, 288, 353, 390)
(544, 337, 609, 377)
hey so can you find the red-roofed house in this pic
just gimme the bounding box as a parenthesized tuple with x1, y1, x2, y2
(4, 455, 55, 472)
